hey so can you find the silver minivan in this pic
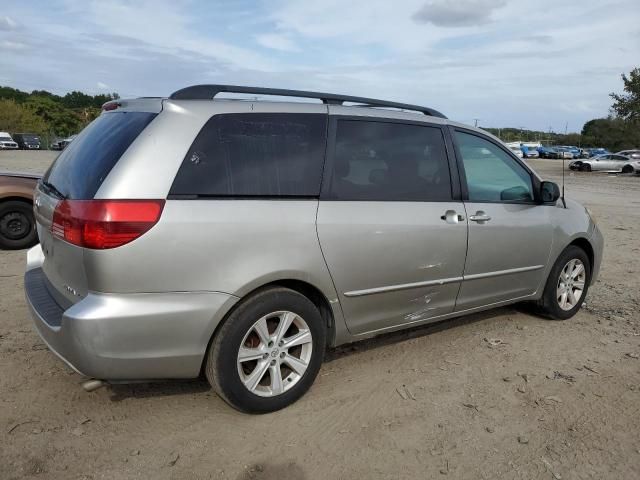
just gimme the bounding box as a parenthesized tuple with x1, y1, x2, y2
(25, 85, 603, 412)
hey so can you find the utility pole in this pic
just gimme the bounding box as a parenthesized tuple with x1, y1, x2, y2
(473, 118, 480, 127)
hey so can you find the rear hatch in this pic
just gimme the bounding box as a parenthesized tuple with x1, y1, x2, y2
(34, 105, 159, 307)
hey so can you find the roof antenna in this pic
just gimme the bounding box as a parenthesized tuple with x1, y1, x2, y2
(561, 156, 567, 208)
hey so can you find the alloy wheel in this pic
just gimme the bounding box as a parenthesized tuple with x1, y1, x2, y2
(237, 311, 313, 397)
(556, 259, 586, 311)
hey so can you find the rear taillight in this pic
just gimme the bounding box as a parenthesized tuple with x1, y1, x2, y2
(51, 200, 165, 249)
(101, 101, 120, 111)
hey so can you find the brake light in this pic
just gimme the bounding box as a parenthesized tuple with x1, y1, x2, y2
(101, 101, 120, 111)
(51, 200, 165, 249)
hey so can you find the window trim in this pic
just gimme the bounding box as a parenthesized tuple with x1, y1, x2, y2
(319, 115, 460, 202)
(449, 126, 543, 205)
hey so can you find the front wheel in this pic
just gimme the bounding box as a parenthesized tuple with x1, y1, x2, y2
(536, 246, 591, 320)
(580, 164, 592, 172)
(205, 287, 326, 413)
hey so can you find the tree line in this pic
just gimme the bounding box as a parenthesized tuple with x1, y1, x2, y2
(0, 86, 119, 145)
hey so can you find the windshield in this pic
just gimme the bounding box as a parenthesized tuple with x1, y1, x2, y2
(44, 111, 157, 199)
(0, 136, 12, 141)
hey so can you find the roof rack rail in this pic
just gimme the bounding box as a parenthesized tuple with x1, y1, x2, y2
(168, 84, 447, 119)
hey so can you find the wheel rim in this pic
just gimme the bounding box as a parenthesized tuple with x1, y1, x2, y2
(0, 211, 31, 240)
(237, 311, 313, 397)
(556, 259, 586, 311)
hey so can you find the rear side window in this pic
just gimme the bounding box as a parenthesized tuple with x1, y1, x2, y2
(44, 112, 157, 199)
(327, 120, 452, 201)
(170, 113, 327, 197)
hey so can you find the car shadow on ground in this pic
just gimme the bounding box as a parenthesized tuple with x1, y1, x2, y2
(107, 305, 535, 402)
(325, 305, 524, 362)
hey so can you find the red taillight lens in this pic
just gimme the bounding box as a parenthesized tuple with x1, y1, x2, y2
(101, 101, 120, 111)
(51, 200, 165, 249)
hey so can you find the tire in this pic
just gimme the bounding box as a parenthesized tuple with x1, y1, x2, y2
(205, 287, 326, 413)
(579, 164, 591, 172)
(622, 165, 634, 174)
(536, 246, 591, 320)
(0, 200, 38, 250)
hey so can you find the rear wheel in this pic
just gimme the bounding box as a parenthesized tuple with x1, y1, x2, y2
(580, 164, 591, 172)
(205, 287, 326, 413)
(622, 165, 634, 174)
(0, 200, 38, 250)
(536, 246, 591, 320)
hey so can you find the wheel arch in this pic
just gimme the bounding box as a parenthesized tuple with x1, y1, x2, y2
(568, 237, 594, 273)
(199, 278, 337, 377)
(0, 195, 34, 206)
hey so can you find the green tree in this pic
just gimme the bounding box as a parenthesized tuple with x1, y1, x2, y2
(25, 96, 83, 137)
(610, 67, 640, 121)
(581, 117, 640, 151)
(0, 99, 48, 134)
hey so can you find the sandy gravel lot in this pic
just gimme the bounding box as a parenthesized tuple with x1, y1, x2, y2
(1, 150, 639, 480)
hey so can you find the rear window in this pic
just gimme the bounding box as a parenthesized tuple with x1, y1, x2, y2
(169, 113, 327, 197)
(44, 111, 157, 199)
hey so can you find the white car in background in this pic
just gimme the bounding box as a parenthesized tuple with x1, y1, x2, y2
(616, 149, 640, 160)
(621, 159, 640, 174)
(508, 145, 523, 158)
(0, 132, 19, 150)
(569, 153, 632, 172)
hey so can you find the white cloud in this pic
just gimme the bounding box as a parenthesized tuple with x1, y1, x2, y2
(255, 33, 300, 52)
(97, 81, 110, 89)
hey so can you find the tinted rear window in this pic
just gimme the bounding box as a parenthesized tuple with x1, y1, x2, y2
(170, 113, 327, 197)
(327, 120, 452, 201)
(44, 111, 157, 199)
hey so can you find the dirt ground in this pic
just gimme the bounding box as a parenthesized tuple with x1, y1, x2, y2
(1, 150, 639, 480)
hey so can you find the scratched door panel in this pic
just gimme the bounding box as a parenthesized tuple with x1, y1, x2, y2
(317, 201, 467, 335)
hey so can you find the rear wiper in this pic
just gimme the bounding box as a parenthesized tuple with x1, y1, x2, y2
(40, 180, 67, 200)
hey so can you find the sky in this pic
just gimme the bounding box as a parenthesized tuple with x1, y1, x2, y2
(0, 0, 639, 132)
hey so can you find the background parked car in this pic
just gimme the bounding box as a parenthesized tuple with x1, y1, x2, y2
(537, 146, 558, 158)
(586, 148, 610, 157)
(621, 159, 640, 174)
(521, 145, 539, 158)
(616, 149, 640, 159)
(13, 133, 41, 150)
(0, 171, 40, 249)
(569, 153, 631, 172)
(508, 145, 523, 158)
(0, 132, 19, 150)
(50, 135, 77, 150)
(555, 147, 575, 159)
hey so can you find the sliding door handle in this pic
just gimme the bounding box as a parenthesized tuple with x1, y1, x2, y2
(440, 210, 465, 224)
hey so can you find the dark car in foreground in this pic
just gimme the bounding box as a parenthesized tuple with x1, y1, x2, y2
(0, 172, 40, 249)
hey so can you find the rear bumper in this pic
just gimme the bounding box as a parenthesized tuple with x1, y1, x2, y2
(25, 245, 238, 380)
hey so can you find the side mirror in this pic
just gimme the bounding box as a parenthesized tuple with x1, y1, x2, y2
(540, 181, 560, 204)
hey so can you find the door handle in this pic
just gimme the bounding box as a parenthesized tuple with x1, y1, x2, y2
(469, 211, 491, 223)
(440, 210, 464, 224)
